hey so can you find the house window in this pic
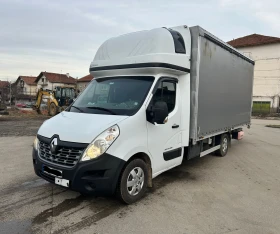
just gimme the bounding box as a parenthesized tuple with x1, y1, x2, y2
(20, 80, 24, 88)
(42, 78, 45, 83)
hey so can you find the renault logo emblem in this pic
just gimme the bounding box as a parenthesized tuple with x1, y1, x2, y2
(50, 138, 58, 154)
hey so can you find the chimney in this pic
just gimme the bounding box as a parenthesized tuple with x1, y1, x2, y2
(66, 73, 69, 78)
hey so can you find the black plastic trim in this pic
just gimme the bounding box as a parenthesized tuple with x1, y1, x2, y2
(163, 147, 182, 161)
(33, 149, 126, 196)
(203, 34, 255, 65)
(165, 28, 186, 54)
(90, 63, 190, 73)
(95, 76, 155, 82)
(37, 134, 89, 149)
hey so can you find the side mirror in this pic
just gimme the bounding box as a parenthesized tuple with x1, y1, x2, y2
(147, 101, 168, 124)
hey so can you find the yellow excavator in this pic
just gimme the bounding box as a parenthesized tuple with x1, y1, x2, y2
(33, 87, 76, 116)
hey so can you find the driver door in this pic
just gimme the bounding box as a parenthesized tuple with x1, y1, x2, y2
(146, 78, 183, 175)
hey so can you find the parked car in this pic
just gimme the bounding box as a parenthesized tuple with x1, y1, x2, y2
(16, 103, 26, 108)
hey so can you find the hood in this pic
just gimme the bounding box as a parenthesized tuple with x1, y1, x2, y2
(38, 112, 129, 143)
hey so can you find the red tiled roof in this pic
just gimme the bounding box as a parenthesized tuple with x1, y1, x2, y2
(19, 76, 37, 86)
(228, 34, 280, 48)
(0, 80, 9, 88)
(78, 74, 93, 82)
(35, 72, 76, 84)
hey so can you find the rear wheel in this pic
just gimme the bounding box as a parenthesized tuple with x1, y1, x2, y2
(117, 159, 148, 204)
(215, 134, 230, 157)
(48, 102, 57, 116)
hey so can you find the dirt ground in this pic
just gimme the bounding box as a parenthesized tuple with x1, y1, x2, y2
(0, 110, 48, 137)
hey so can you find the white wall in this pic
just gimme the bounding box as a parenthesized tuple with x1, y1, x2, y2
(37, 75, 51, 90)
(17, 79, 37, 96)
(77, 82, 89, 92)
(237, 43, 280, 108)
(36, 75, 76, 91)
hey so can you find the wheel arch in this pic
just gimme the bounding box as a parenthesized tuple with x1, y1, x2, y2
(215, 131, 231, 145)
(123, 152, 153, 188)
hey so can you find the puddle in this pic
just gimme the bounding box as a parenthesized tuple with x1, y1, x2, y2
(32, 167, 197, 233)
(1, 160, 203, 233)
(52, 200, 122, 234)
(31, 195, 123, 234)
(266, 125, 280, 128)
(32, 195, 86, 225)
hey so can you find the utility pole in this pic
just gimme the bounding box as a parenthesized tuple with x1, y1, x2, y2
(10, 81, 12, 107)
(6, 78, 12, 107)
(7, 78, 12, 107)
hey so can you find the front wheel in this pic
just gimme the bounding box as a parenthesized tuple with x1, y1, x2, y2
(215, 134, 230, 157)
(117, 159, 148, 204)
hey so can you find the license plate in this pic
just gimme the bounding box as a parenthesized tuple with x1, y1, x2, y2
(55, 178, 69, 187)
(42, 165, 69, 187)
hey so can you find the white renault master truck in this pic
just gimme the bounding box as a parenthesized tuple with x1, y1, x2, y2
(33, 25, 254, 204)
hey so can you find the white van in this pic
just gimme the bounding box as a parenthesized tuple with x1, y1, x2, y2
(33, 25, 254, 204)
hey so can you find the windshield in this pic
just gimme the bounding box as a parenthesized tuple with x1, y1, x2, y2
(70, 76, 154, 116)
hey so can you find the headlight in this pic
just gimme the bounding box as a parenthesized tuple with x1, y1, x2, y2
(81, 125, 120, 161)
(33, 137, 39, 150)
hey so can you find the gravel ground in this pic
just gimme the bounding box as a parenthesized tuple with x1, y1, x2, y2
(0, 119, 280, 234)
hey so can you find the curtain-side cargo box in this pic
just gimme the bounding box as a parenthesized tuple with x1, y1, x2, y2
(189, 26, 254, 143)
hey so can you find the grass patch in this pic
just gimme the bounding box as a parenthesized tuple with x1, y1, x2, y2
(266, 125, 280, 128)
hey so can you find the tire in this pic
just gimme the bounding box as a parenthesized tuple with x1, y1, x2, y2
(117, 159, 148, 204)
(48, 102, 57, 116)
(215, 134, 230, 157)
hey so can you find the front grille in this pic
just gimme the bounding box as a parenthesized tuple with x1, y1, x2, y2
(38, 141, 85, 167)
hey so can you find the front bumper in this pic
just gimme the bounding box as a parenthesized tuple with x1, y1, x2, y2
(32, 149, 125, 196)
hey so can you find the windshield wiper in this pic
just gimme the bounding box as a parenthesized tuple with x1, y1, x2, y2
(86, 106, 117, 115)
(71, 105, 84, 113)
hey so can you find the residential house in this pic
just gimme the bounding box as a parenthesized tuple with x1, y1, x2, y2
(0, 80, 10, 103)
(77, 74, 93, 92)
(228, 34, 280, 113)
(35, 72, 76, 91)
(14, 76, 37, 96)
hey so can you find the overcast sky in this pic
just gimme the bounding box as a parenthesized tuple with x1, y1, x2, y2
(1, 0, 280, 81)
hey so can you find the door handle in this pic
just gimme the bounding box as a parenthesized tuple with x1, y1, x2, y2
(172, 124, 179, 129)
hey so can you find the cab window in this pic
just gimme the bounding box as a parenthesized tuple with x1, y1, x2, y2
(151, 80, 176, 113)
